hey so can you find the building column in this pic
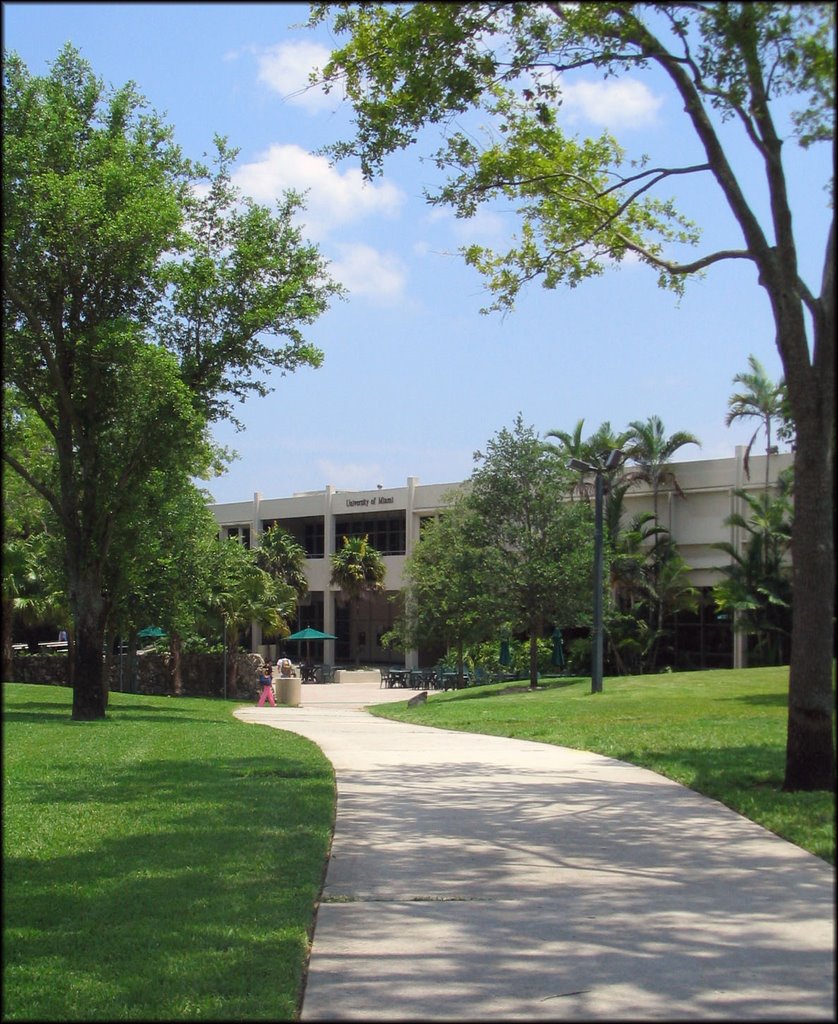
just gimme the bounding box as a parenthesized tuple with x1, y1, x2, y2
(404, 476, 420, 669)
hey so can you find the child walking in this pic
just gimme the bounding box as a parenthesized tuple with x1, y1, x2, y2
(256, 665, 276, 707)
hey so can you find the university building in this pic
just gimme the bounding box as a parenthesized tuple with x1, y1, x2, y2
(209, 446, 793, 672)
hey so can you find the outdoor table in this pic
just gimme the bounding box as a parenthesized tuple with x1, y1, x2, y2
(409, 669, 428, 688)
(387, 668, 411, 687)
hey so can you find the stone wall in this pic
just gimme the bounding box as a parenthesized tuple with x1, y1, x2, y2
(9, 651, 265, 700)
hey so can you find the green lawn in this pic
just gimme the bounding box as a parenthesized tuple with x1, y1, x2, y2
(3, 684, 334, 1021)
(370, 666, 835, 864)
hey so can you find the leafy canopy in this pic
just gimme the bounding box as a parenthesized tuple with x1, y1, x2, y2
(308, 2, 834, 310)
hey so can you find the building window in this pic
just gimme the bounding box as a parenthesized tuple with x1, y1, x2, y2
(335, 513, 406, 555)
(304, 522, 325, 558)
(261, 518, 324, 558)
(226, 526, 251, 548)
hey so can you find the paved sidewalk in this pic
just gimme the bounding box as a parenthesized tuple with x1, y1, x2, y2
(235, 683, 835, 1021)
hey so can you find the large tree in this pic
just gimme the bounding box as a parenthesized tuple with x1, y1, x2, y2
(308, 2, 835, 790)
(468, 416, 594, 689)
(3, 46, 340, 719)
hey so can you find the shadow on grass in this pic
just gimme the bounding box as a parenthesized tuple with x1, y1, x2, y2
(719, 692, 789, 707)
(3, 691, 236, 726)
(619, 742, 785, 791)
(440, 677, 582, 702)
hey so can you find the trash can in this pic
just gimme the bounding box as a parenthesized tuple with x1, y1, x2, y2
(277, 674, 301, 707)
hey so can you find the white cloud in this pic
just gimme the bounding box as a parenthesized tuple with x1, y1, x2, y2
(561, 78, 663, 129)
(255, 40, 337, 112)
(328, 243, 408, 304)
(232, 144, 404, 236)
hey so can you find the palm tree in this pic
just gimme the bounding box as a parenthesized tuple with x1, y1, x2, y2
(256, 525, 309, 600)
(330, 535, 386, 664)
(545, 419, 632, 499)
(209, 538, 295, 696)
(725, 354, 785, 492)
(545, 418, 589, 498)
(330, 535, 386, 601)
(624, 416, 701, 529)
(712, 483, 793, 665)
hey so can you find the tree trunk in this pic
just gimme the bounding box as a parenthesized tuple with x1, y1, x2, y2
(170, 633, 183, 695)
(784, 404, 835, 790)
(70, 570, 108, 720)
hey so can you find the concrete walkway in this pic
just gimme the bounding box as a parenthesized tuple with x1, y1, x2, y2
(235, 682, 835, 1021)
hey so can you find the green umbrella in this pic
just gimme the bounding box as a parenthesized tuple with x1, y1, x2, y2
(138, 626, 166, 639)
(285, 627, 338, 664)
(499, 639, 511, 666)
(285, 628, 338, 641)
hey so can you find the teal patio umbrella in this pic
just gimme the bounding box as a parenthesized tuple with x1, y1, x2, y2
(285, 627, 338, 664)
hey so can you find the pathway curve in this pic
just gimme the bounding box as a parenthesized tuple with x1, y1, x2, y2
(235, 683, 834, 1021)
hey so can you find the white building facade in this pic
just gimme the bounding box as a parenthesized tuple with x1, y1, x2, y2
(209, 446, 793, 672)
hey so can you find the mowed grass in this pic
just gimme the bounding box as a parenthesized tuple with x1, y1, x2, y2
(2, 683, 334, 1022)
(370, 666, 835, 864)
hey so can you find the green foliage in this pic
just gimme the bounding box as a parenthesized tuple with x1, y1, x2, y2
(208, 537, 296, 693)
(329, 534, 386, 602)
(468, 415, 594, 686)
(309, 2, 833, 308)
(713, 486, 793, 666)
(623, 415, 701, 524)
(545, 417, 633, 503)
(309, 2, 835, 792)
(155, 137, 343, 427)
(105, 476, 221, 643)
(3, 46, 340, 717)
(399, 493, 498, 677)
(255, 524, 310, 601)
(2, 684, 334, 1020)
(725, 354, 787, 488)
(372, 666, 835, 863)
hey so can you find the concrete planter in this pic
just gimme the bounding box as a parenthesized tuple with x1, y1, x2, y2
(277, 676, 301, 706)
(333, 669, 381, 685)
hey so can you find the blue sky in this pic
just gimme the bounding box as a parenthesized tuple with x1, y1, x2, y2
(4, 2, 828, 504)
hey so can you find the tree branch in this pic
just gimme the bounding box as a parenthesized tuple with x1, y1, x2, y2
(1, 450, 63, 527)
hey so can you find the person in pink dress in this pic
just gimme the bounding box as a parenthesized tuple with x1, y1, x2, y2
(256, 665, 276, 707)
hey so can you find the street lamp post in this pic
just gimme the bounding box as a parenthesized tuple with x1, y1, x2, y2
(569, 450, 624, 694)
